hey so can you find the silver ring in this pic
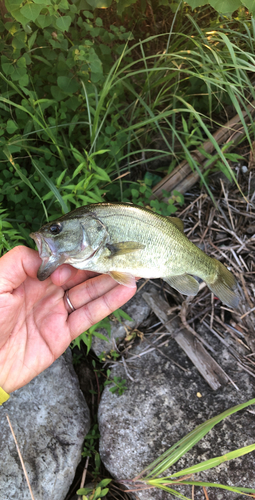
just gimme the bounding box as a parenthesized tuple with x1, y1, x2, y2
(64, 290, 75, 313)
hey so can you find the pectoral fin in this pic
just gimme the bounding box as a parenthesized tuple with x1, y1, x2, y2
(167, 217, 184, 233)
(164, 274, 199, 296)
(109, 271, 137, 288)
(106, 241, 145, 257)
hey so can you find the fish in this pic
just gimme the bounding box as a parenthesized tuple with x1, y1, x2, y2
(30, 202, 239, 308)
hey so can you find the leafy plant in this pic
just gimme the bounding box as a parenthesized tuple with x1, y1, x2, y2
(82, 424, 101, 459)
(110, 308, 132, 322)
(71, 307, 132, 354)
(118, 176, 185, 215)
(0, 207, 25, 256)
(1, 2, 255, 249)
(71, 319, 111, 354)
(77, 478, 111, 500)
(104, 369, 128, 395)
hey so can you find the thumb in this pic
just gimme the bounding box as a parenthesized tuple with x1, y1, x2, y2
(0, 246, 41, 293)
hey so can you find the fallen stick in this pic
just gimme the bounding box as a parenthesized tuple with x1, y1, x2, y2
(152, 101, 255, 200)
(143, 289, 229, 390)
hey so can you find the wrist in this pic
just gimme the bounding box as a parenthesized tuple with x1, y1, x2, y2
(0, 373, 15, 395)
(0, 386, 10, 404)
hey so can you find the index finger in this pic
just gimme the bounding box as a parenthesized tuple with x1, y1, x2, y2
(68, 284, 137, 339)
(51, 265, 99, 289)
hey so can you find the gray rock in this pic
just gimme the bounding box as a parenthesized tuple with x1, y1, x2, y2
(98, 329, 255, 500)
(92, 282, 151, 357)
(0, 349, 90, 500)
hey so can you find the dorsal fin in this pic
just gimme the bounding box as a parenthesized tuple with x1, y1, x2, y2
(167, 216, 184, 233)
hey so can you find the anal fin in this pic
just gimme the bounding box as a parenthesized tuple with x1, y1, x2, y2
(164, 274, 199, 296)
(109, 271, 137, 288)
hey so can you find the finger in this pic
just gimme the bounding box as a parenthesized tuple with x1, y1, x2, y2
(0, 246, 41, 293)
(50, 265, 78, 286)
(51, 265, 99, 289)
(65, 274, 118, 312)
(68, 284, 137, 339)
(62, 269, 100, 290)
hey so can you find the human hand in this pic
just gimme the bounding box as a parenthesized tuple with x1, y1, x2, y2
(0, 246, 137, 394)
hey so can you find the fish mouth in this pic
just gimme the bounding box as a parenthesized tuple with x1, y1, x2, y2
(30, 232, 51, 258)
(30, 232, 42, 253)
(30, 232, 62, 281)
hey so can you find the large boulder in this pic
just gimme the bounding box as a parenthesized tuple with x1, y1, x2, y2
(0, 349, 90, 500)
(98, 328, 255, 500)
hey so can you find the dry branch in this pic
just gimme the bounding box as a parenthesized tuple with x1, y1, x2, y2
(142, 290, 229, 390)
(151, 101, 255, 200)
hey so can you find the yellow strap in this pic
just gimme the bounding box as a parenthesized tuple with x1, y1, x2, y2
(0, 387, 10, 405)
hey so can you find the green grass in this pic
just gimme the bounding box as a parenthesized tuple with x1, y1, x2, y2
(123, 398, 255, 499)
(2, 15, 255, 241)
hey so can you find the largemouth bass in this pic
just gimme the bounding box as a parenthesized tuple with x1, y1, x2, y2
(30, 202, 239, 308)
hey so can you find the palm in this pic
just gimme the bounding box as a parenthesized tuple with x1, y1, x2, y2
(0, 246, 136, 393)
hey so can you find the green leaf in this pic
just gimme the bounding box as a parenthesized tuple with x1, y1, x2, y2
(208, 0, 241, 13)
(93, 165, 111, 182)
(17, 56, 27, 68)
(32, 159, 69, 214)
(6, 120, 19, 134)
(70, 144, 85, 163)
(76, 487, 93, 495)
(20, 3, 44, 22)
(36, 14, 54, 28)
(1, 56, 13, 76)
(28, 29, 38, 50)
(72, 162, 86, 178)
(32, 0, 49, 4)
(32, 54, 52, 67)
(3, 147, 48, 221)
(5, 0, 23, 13)
(56, 15, 72, 32)
(56, 169, 67, 187)
(95, 17, 103, 26)
(100, 488, 109, 497)
(170, 443, 255, 478)
(90, 149, 110, 157)
(242, 0, 255, 16)
(57, 76, 80, 94)
(99, 479, 112, 488)
(112, 309, 132, 322)
(58, 0, 69, 9)
(186, 0, 209, 7)
(92, 331, 109, 341)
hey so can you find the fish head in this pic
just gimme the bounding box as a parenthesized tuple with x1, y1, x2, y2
(30, 214, 107, 281)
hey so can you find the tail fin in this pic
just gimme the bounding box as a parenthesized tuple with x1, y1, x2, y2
(207, 259, 239, 308)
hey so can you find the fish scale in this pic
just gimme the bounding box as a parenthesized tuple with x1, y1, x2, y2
(30, 202, 239, 308)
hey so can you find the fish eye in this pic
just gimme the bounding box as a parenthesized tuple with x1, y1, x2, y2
(49, 223, 62, 235)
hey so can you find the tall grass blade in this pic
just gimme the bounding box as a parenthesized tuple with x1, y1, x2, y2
(31, 159, 69, 214)
(3, 147, 48, 221)
(141, 398, 255, 478)
(167, 443, 255, 477)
